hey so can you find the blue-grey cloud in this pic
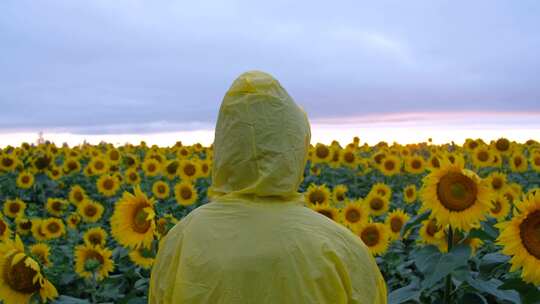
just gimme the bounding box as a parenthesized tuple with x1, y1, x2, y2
(0, 0, 539, 134)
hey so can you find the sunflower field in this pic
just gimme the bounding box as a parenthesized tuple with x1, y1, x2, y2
(0, 137, 540, 303)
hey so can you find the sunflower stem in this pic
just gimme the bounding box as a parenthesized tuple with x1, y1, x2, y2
(443, 227, 454, 304)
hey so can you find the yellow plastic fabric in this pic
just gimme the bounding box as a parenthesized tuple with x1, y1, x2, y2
(149, 71, 387, 304)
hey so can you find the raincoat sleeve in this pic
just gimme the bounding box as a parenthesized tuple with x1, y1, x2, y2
(148, 222, 184, 304)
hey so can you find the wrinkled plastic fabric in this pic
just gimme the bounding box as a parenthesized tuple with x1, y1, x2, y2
(149, 71, 387, 304)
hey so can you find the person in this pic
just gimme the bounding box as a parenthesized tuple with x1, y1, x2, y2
(149, 71, 387, 303)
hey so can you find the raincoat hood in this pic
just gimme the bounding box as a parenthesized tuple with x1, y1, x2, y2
(210, 71, 311, 201)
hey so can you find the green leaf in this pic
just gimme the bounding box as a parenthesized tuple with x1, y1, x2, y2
(388, 283, 420, 304)
(421, 244, 471, 290)
(460, 292, 488, 304)
(466, 277, 521, 304)
(52, 295, 90, 304)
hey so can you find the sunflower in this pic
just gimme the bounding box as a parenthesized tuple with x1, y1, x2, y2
(0, 213, 12, 241)
(174, 181, 198, 206)
(427, 154, 442, 169)
(311, 203, 339, 222)
(339, 201, 369, 229)
(3, 198, 26, 218)
(156, 214, 177, 238)
(530, 153, 540, 172)
(164, 160, 180, 179)
(312, 143, 332, 164)
(328, 147, 343, 168)
(444, 152, 466, 168)
(30, 243, 51, 267)
(489, 194, 511, 221)
(78, 200, 104, 223)
(123, 153, 140, 168)
(332, 185, 348, 204)
(355, 222, 390, 256)
(142, 158, 161, 177)
(486, 171, 507, 193)
(0, 154, 18, 172)
(15, 217, 32, 235)
(88, 157, 109, 175)
(0, 236, 58, 303)
(385, 209, 410, 240)
(111, 186, 156, 249)
(304, 184, 331, 206)
(74, 244, 114, 281)
(510, 152, 528, 172)
(128, 246, 155, 269)
(68, 185, 87, 206)
(179, 159, 200, 181)
(63, 157, 81, 174)
(464, 138, 480, 151)
(492, 138, 513, 155)
(47, 165, 63, 180)
(310, 165, 321, 176)
(341, 148, 358, 168)
(471, 146, 493, 168)
(46, 198, 68, 217)
(420, 164, 491, 231)
(97, 174, 120, 197)
(371, 151, 387, 167)
(403, 184, 418, 204)
(106, 148, 121, 165)
(42, 218, 65, 240)
(125, 167, 141, 185)
(83, 227, 108, 247)
(16, 171, 34, 189)
(369, 183, 392, 200)
(497, 191, 540, 284)
(66, 213, 81, 229)
(364, 192, 390, 217)
(379, 154, 401, 176)
(152, 180, 170, 199)
(418, 218, 446, 247)
(199, 159, 211, 178)
(404, 156, 426, 174)
(31, 219, 48, 242)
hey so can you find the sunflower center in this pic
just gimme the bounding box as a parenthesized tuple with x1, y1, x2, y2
(2, 157, 14, 167)
(167, 162, 178, 175)
(157, 185, 166, 194)
(384, 160, 395, 171)
(491, 200, 502, 214)
(315, 146, 329, 159)
(20, 221, 32, 230)
(110, 150, 119, 160)
(52, 201, 63, 212)
(0, 220, 6, 234)
(390, 217, 404, 233)
(84, 205, 98, 217)
(534, 156, 540, 166)
(21, 175, 31, 184)
(374, 154, 385, 164)
(519, 211, 540, 259)
(469, 141, 479, 149)
(344, 151, 355, 163)
(317, 209, 334, 220)
(9, 203, 21, 214)
(406, 188, 414, 198)
(514, 157, 522, 167)
(308, 190, 325, 204)
(84, 251, 105, 271)
(47, 222, 60, 233)
(496, 139, 510, 151)
(183, 164, 196, 176)
(94, 161, 104, 170)
(360, 226, 380, 247)
(448, 155, 456, 163)
(5, 256, 41, 294)
(431, 157, 440, 168)
(132, 206, 151, 233)
(377, 189, 387, 197)
(412, 160, 421, 169)
(68, 161, 78, 171)
(477, 151, 489, 162)
(345, 209, 361, 223)
(370, 198, 384, 211)
(89, 234, 103, 245)
(426, 219, 440, 236)
(148, 164, 156, 172)
(492, 178, 503, 190)
(129, 172, 138, 181)
(180, 187, 193, 200)
(103, 178, 114, 190)
(336, 193, 345, 201)
(74, 191, 84, 202)
(436, 172, 478, 211)
(202, 163, 209, 174)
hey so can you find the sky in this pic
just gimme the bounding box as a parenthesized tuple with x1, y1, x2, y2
(1, 1, 539, 145)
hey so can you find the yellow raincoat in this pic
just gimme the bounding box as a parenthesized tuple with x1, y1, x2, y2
(149, 71, 387, 304)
